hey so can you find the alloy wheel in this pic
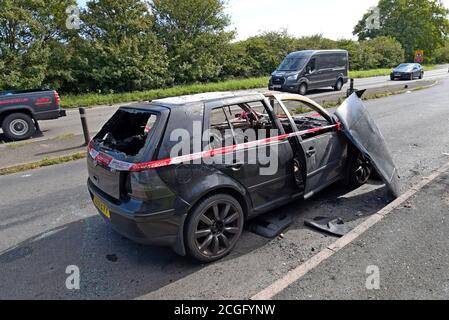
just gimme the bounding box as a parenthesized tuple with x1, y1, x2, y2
(194, 201, 243, 257)
(354, 153, 372, 184)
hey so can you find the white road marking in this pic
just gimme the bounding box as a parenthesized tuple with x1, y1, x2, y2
(251, 160, 449, 300)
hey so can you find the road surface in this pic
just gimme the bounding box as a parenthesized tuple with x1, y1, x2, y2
(1, 66, 448, 144)
(0, 79, 449, 299)
(274, 168, 449, 300)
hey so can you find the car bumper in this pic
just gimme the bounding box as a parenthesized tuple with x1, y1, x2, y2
(87, 179, 185, 249)
(34, 108, 67, 120)
(268, 83, 299, 93)
(391, 73, 412, 80)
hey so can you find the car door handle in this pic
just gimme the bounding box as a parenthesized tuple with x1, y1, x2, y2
(306, 147, 316, 157)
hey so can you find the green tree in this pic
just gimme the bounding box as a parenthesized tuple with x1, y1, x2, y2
(354, 0, 449, 60)
(434, 40, 449, 62)
(221, 42, 259, 78)
(294, 35, 337, 51)
(151, 0, 233, 83)
(0, 0, 76, 90)
(71, 0, 169, 93)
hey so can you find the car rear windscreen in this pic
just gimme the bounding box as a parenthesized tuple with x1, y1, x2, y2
(92, 109, 159, 162)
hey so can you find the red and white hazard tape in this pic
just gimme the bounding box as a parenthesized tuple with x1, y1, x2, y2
(88, 123, 341, 172)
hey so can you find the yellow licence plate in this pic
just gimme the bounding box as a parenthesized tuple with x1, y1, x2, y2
(93, 196, 110, 219)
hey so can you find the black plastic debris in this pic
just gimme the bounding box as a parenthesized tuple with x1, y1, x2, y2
(106, 254, 118, 262)
(304, 217, 351, 237)
(248, 212, 293, 239)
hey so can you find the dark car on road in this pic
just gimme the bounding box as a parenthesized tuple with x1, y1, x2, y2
(268, 50, 349, 95)
(0, 89, 66, 141)
(87, 91, 400, 262)
(390, 63, 424, 81)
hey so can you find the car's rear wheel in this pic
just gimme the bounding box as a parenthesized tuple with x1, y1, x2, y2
(346, 149, 373, 187)
(298, 82, 308, 96)
(333, 79, 343, 91)
(185, 194, 244, 263)
(2, 113, 36, 141)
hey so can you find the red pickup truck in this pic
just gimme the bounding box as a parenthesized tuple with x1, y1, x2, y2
(0, 89, 66, 141)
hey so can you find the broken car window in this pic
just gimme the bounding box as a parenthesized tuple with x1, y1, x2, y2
(208, 102, 278, 150)
(93, 109, 158, 159)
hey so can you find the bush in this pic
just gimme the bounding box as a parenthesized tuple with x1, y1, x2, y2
(338, 37, 404, 70)
(434, 42, 449, 63)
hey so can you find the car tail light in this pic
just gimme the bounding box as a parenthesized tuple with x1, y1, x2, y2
(54, 90, 60, 106)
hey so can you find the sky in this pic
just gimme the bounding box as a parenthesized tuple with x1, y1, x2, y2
(77, 0, 449, 41)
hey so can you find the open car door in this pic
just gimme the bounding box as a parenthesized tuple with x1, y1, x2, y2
(266, 93, 346, 198)
(335, 93, 401, 197)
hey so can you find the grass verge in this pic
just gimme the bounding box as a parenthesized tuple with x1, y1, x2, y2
(0, 152, 86, 176)
(61, 65, 438, 109)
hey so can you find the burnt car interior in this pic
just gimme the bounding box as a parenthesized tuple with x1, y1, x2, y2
(271, 99, 331, 135)
(209, 101, 279, 148)
(208, 98, 333, 149)
(93, 109, 157, 157)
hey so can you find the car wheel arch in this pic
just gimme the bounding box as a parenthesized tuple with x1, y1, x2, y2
(187, 186, 250, 221)
(175, 186, 250, 257)
(0, 107, 34, 126)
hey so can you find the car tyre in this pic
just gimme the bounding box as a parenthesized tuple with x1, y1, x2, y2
(390, 75, 395, 81)
(345, 148, 373, 187)
(333, 79, 343, 91)
(2, 113, 36, 141)
(298, 83, 308, 96)
(185, 194, 244, 263)
(419, 72, 424, 79)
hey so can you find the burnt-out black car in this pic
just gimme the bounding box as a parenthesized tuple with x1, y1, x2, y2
(87, 92, 400, 262)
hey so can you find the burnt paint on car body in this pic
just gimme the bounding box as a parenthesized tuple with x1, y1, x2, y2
(87, 92, 399, 258)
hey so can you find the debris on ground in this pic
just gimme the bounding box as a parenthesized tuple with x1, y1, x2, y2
(106, 254, 118, 263)
(404, 202, 413, 209)
(304, 217, 351, 237)
(248, 212, 293, 239)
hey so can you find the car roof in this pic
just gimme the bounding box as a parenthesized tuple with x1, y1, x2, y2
(151, 91, 266, 108)
(287, 49, 347, 58)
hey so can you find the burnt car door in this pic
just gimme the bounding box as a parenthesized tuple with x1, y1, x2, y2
(335, 93, 401, 197)
(270, 94, 348, 199)
(204, 98, 301, 215)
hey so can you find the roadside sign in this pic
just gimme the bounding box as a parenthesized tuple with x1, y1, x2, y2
(415, 50, 424, 63)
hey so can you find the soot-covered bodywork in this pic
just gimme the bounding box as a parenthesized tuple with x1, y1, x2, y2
(87, 92, 400, 261)
(335, 94, 401, 197)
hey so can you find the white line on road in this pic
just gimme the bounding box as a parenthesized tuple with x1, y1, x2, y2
(251, 158, 449, 300)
